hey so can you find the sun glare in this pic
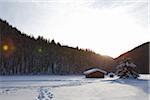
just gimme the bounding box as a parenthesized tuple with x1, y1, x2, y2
(51, 6, 148, 57)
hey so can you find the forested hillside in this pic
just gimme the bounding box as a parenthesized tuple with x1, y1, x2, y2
(113, 42, 149, 74)
(0, 19, 113, 75)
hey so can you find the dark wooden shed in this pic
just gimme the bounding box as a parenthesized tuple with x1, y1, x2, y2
(83, 68, 107, 78)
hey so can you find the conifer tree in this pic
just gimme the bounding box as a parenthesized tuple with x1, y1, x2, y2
(116, 58, 139, 79)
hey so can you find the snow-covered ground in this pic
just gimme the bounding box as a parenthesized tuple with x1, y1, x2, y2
(0, 75, 149, 100)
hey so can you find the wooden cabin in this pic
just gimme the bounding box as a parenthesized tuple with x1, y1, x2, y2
(83, 68, 107, 78)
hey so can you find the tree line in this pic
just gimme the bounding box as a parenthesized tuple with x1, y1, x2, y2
(0, 19, 113, 75)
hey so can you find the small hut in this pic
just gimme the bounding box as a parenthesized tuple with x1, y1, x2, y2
(83, 68, 107, 78)
(107, 72, 115, 78)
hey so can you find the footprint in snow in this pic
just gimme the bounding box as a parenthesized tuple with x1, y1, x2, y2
(36, 88, 53, 100)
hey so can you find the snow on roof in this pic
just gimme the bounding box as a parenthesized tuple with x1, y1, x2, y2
(117, 62, 136, 68)
(83, 68, 107, 75)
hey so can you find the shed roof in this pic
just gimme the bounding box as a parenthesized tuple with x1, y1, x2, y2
(84, 68, 107, 75)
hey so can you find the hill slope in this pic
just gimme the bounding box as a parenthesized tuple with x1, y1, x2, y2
(0, 19, 113, 75)
(113, 42, 149, 74)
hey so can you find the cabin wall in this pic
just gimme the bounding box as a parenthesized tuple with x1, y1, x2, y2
(86, 71, 104, 78)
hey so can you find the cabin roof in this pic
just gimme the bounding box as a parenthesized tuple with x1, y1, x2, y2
(83, 68, 107, 75)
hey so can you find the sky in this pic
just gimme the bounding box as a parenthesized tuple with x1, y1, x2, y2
(0, 0, 149, 58)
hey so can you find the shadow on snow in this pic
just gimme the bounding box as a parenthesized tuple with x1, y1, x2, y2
(101, 78, 149, 94)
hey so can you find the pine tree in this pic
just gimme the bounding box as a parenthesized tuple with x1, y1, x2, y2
(116, 58, 139, 79)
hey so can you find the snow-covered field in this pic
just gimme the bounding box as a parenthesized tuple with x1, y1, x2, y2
(0, 75, 149, 100)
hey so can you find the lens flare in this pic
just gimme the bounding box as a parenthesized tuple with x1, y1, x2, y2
(38, 48, 42, 53)
(2, 38, 15, 58)
(2, 44, 9, 51)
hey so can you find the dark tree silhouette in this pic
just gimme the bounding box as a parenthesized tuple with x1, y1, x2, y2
(0, 18, 113, 75)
